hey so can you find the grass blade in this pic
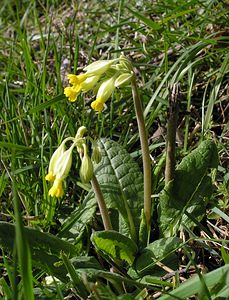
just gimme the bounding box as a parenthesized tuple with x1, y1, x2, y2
(160, 264, 229, 299)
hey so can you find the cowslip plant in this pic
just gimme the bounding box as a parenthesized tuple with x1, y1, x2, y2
(64, 55, 152, 237)
(42, 53, 220, 298)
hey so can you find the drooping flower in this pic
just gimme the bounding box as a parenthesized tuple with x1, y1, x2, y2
(45, 141, 66, 182)
(46, 145, 74, 197)
(64, 55, 134, 110)
(91, 76, 116, 112)
(46, 127, 100, 197)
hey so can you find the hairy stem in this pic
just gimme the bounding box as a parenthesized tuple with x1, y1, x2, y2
(91, 175, 113, 230)
(131, 77, 152, 235)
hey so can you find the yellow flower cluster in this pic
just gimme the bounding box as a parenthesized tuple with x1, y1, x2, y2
(45, 126, 101, 197)
(64, 56, 133, 112)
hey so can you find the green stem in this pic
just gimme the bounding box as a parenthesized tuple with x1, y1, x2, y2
(91, 175, 113, 230)
(131, 77, 152, 234)
(122, 192, 137, 243)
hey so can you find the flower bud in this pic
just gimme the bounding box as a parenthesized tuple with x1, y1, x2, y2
(76, 126, 87, 139)
(91, 143, 102, 164)
(79, 146, 94, 183)
(119, 55, 133, 72)
(115, 73, 133, 87)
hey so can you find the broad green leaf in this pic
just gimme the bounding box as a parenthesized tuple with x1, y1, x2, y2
(95, 138, 144, 240)
(58, 196, 97, 242)
(159, 265, 229, 300)
(91, 230, 138, 265)
(0, 222, 78, 256)
(134, 237, 182, 277)
(159, 140, 218, 237)
(180, 175, 213, 228)
(0, 222, 80, 282)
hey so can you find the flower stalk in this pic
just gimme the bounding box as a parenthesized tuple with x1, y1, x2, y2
(131, 76, 152, 238)
(91, 175, 113, 231)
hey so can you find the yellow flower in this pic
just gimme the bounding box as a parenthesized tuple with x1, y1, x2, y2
(91, 76, 116, 112)
(48, 178, 64, 197)
(46, 145, 74, 197)
(64, 86, 79, 102)
(45, 141, 66, 182)
(45, 170, 55, 182)
(64, 73, 88, 102)
(67, 74, 87, 87)
(91, 100, 104, 112)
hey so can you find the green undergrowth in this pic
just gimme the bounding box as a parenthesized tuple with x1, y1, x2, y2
(0, 0, 228, 299)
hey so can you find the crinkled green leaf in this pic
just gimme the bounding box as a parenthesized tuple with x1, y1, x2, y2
(134, 237, 182, 277)
(91, 230, 138, 265)
(95, 138, 144, 238)
(159, 140, 218, 237)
